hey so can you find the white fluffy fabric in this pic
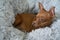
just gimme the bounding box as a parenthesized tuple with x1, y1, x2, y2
(0, 0, 60, 40)
(0, 0, 26, 40)
(0, 26, 26, 40)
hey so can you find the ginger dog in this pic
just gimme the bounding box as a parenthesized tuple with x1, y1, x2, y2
(32, 3, 55, 28)
(13, 2, 55, 32)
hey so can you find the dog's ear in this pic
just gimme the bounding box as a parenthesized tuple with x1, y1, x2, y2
(49, 7, 55, 17)
(38, 2, 44, 11)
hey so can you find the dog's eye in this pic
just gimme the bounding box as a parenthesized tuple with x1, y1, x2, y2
(41, 18, 44, 21)
(39, 18, 46, 22)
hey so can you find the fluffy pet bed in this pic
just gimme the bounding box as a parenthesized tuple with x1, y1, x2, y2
(0, 0, 60, 40)
(24, 19, 60, 40)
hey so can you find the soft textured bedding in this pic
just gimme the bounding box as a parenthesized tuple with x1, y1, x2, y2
(24, 19, 60, 40)
(0, 0, 60, 40)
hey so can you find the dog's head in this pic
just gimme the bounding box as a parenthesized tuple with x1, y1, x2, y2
(32, 2, 55, 28)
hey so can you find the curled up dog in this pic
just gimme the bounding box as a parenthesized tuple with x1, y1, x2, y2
(13, 2, 55, 32)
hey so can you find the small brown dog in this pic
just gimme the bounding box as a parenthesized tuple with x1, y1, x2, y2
(32, 3, 55, 28)
(13, 2, 55, 32)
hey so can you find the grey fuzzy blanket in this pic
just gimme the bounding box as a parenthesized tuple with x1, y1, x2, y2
(0, 0, 60, 40)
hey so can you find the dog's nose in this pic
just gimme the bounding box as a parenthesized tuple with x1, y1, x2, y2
(32, 22, 36, 26)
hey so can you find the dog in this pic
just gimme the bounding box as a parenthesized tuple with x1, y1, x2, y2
(32, 2, 55, 28)
(13, 2, 55, 32)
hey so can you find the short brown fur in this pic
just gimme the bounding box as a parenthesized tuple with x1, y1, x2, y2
(13, 2, 55, 32)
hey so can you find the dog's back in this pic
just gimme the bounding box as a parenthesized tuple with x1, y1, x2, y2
(13, 13, 35, 32)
